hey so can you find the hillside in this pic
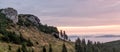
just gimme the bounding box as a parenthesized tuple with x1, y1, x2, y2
(0, 8, 74, 52)
(1, 7, 120, 52)
(101, 40, 120, 52)
(6, 25, 74, 52)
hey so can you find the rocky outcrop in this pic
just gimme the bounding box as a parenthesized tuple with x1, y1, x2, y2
(0, 7, 40, 26)
(1, 7, 18, 24)
(18, 14, 40, 26)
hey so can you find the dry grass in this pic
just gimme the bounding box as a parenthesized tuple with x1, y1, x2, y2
(0, 25, 75, 52)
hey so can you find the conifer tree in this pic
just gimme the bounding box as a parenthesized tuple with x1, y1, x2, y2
(8, 45, 12, 51)
(62, 43, 67, 52)
(87, 40, 93, 46)
(63, 31, 68, 40)
(21, 43, 28, 52)
(60, 30, 63, 37)
(17, 47, 21, 52)
(27, 38, 33, 46)
(49, 44, 52, 52)
(43, 46, 46, 52)
(82, 39, 86, 46)
(75, 37, 82, 52)
(63, 31, 66, 40)
(112, 48, 116, 52)
(84, 47, 87, 52)
(31, 48, 34, 52)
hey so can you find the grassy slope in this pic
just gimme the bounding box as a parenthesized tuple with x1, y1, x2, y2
(0, 25, 75, 52)
(1, 24, 120, 52)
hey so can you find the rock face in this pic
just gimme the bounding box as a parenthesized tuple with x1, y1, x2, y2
(18, 14, 40, 26)
(1, 8, 18, 24)
(0, 7, 40, 26)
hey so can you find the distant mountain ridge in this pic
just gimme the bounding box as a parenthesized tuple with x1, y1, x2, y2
(69, 34, 120, 38)
(95, 35, 120, 38)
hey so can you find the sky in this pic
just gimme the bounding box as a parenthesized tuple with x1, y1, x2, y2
(1, 0, 120, 35)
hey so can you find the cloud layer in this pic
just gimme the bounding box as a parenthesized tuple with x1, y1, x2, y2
(58, 25, 120, 35)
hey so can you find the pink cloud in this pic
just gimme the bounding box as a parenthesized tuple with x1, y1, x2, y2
(58, 25, 120, 35)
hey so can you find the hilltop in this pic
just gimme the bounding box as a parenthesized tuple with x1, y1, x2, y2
(0, 8, 74, 52)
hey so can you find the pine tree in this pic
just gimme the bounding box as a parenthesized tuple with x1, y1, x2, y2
(20, 33, 23, 42)
(112, 48, 116, 52)
(64, 34, 68, 40)
(84, 47, 87, 52)
(27, 38, 33, 46)
(82, 39, 86, 46)
(8, 45, 12, 51)
(87, 40, 93, 46)
(62, 43, 67, 52)
(75, 37, 82, 52)
(21, 43, 28, 52)
(63, 31, 66, 40)
(63, 31, 68, 40)
(60, 30, 63, 37)
(31, 48, 34, 52)
(49, 44, 52, 52)
(17, 47, 21, 52)
(43, 46, 46, 52)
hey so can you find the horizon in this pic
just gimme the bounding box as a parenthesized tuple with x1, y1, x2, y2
(58, 25, 120, 35)
(1, 0, 120, 35)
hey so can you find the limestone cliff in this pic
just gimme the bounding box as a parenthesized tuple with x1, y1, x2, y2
(1, 8, 18, 24)
(0, 7, 40, 26)
(18, 14, 40, 26)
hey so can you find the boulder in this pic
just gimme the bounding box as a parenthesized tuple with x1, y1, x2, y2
(18, 14, 40, 26)
(1, 7, 18, 24)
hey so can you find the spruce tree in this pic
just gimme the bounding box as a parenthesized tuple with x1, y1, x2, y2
(84, 47, 86, 52)
(62, 43, 67, 52)
(17, 47, 21, 52)
(43, 46, 46, 52)
(112, 48, 116, 52)
(87, 40, 92, 46)
(8, 45, 12, 51)
(75, 37, 82, 52)
(21, 43, 28, 52)
(82, 39, 86, 46)
(60, 30, 63, 37)
(49, 44, 52, 52)
(63, 31, 66, 40)
(63, 31, 68, 40)
(31, 48, 34, 52)
(64, 34, 68, 40)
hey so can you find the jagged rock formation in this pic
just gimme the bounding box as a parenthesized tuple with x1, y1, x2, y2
(0, 7, 40, 26)
(1, 7, 18, 24)
(18, 14, 40, 26)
